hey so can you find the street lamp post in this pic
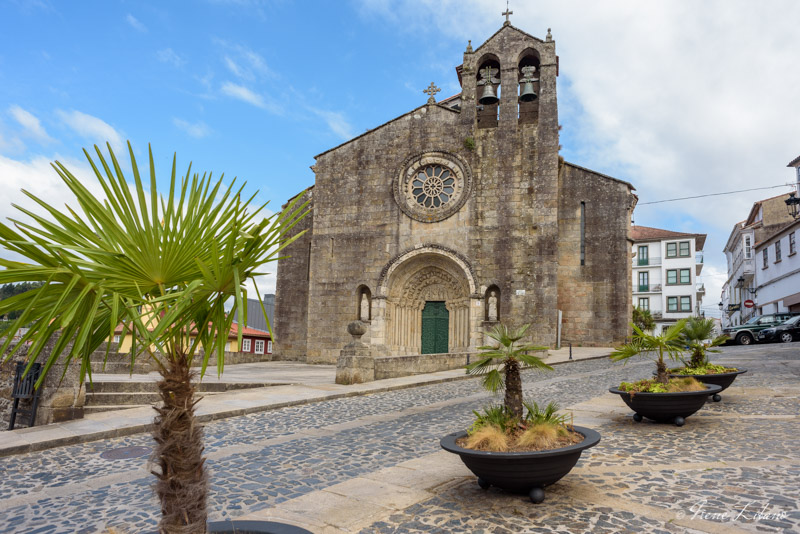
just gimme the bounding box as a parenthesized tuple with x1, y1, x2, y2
(786, 191, 800, 220)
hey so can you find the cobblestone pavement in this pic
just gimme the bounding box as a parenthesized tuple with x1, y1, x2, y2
(0, 344, 798, 533)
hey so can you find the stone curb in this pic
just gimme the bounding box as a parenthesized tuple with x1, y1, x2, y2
(0, 353, 611, 458)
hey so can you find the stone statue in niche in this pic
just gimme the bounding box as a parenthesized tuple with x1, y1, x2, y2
(488, 291, 498, 321)
(360, 293, 370, 321)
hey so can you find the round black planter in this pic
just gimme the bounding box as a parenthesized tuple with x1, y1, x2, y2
(207, 520, 313, 534)
(440, 426, 600, 504)
(609, 384, 722, 426)
(668, 369, 747, 402)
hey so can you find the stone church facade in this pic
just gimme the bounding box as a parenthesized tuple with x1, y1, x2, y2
(275, 21, 636, 364)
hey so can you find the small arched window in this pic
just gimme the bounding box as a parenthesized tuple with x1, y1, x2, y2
(517, 50, 540, 124)
(476, 55, 501, 128)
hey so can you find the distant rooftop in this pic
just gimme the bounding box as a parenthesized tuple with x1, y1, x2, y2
(631, 225, 707, 250)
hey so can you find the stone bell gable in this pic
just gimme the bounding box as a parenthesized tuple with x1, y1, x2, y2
(274, 21, 635, 364)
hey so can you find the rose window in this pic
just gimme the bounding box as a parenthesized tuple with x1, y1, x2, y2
(412, 166, 456, 208)
(394, 151, 472, 223)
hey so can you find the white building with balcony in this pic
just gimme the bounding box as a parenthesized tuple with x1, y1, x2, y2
(722, 188, 798, 327)
(631, 226, 706, 332)
(721, 221, 755, 328)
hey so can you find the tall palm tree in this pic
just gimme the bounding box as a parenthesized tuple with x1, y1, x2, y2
(466, 324, 551, 420)
(681, 316, 728, 368)
(610, 319, 688, 384)
(0, 143, 308, 533)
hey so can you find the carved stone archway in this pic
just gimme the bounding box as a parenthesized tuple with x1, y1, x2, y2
(372, 247, 480, 355)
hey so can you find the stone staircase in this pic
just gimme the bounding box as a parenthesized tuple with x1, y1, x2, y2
(84, 380, 276, 414)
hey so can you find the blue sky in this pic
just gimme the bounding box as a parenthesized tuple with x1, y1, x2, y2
(2, 0, 799, 313)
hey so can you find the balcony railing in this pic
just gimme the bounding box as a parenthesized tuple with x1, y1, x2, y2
(696, 283, 705, 293)
(633, 284, 662, 293)
(634, 256, 662, 267)
(696, 253, 704, 264)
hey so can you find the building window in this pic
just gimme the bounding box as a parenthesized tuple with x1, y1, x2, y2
(637, 245, 648, 266)
(267, 340, 273, 354)
(255, 340, 265, 354)
(667, 269, 677, 285)
(679, 268, 691, 284)
(680, 296, 691, 312)
(775, 240, 782, 262)
(241, 338, 251, 352)
(113, 335, 121, 344)
(744, 235, 752, 259)
(638, 271, 649, 291)
(790, 232, 796, 255)
(667, 297, 678, 312)
(679, 241, 690, 257)
(580, 202, 586, 266)
(763, 249, 768, 269)
(638, 297, 649, 311)
(666, 242, 677, 258)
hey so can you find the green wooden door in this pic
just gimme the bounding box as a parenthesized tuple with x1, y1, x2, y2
(421, 301, 449, 354)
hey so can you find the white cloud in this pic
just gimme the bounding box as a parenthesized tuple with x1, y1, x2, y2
(0, 152, 101, 266)
(56, 109, 125, 154)
(157, 48, 185, 67)
(8, 106, 53, 144)
(308, 108, 356, 140)
(126, 13, 147, 32)
(220, 82, 283, 114)
(214, 39, 273, 80)
(173, 118, 212, 138)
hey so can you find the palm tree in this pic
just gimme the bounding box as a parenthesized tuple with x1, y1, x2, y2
(610, 319, 688, 384)
(0, 143, 308, 533)
(681, 316, 728, 368)
(466, 323, 551, 420)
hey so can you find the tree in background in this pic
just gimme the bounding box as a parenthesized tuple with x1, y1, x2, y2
(0, 282, 44, 320)
(0, 143, 308, 533)
(632, 307, 655, 332)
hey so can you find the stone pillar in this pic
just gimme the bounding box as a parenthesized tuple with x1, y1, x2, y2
(335, 321, 375, 385)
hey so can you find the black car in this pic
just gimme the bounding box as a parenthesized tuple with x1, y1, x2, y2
(757, 315, 800, 343)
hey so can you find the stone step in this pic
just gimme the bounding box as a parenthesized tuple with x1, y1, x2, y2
(86, 381, 280, 393)
(85, 391, 162, 406)
(83, 404, 152, 414)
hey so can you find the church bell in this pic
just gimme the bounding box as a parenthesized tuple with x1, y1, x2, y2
(519, 80, 537, 102)
(518, 65, 538, 102)
(479, 83, 499, 105)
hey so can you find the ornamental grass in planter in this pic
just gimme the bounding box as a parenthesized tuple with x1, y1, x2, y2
(609, 319, 721, 425)
(668, 317, 745, 402)
(440, 324, 600, 503)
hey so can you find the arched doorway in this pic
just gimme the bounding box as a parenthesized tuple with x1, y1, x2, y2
(378, 248, 475, 355)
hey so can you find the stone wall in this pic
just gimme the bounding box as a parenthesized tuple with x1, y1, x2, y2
(373, 352, 474, 380)
(273, 188, 314, 362)
(556, 162, 634, 346)
(1, 335, 85, 428)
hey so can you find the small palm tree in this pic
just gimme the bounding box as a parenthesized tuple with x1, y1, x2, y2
(681, 316, 728, 368)
(610, 319, 688, 384)
(466, 323, 551, 421)
(0, 143, 308, 533)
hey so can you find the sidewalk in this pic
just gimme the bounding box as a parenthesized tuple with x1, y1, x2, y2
(0, 347, 612, 458)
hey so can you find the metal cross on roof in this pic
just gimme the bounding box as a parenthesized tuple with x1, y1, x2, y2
(423, 82, 441, 104)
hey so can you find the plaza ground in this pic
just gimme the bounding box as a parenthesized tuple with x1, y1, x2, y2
(0, 344, 798, 533)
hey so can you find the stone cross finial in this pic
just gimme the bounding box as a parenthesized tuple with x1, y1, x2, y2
(423, 82, 441, 104)
(502, 2, 513, 25)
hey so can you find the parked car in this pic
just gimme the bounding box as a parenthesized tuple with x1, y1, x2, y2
(722, 313, 800, 345)
(757, 315, 800, 344)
